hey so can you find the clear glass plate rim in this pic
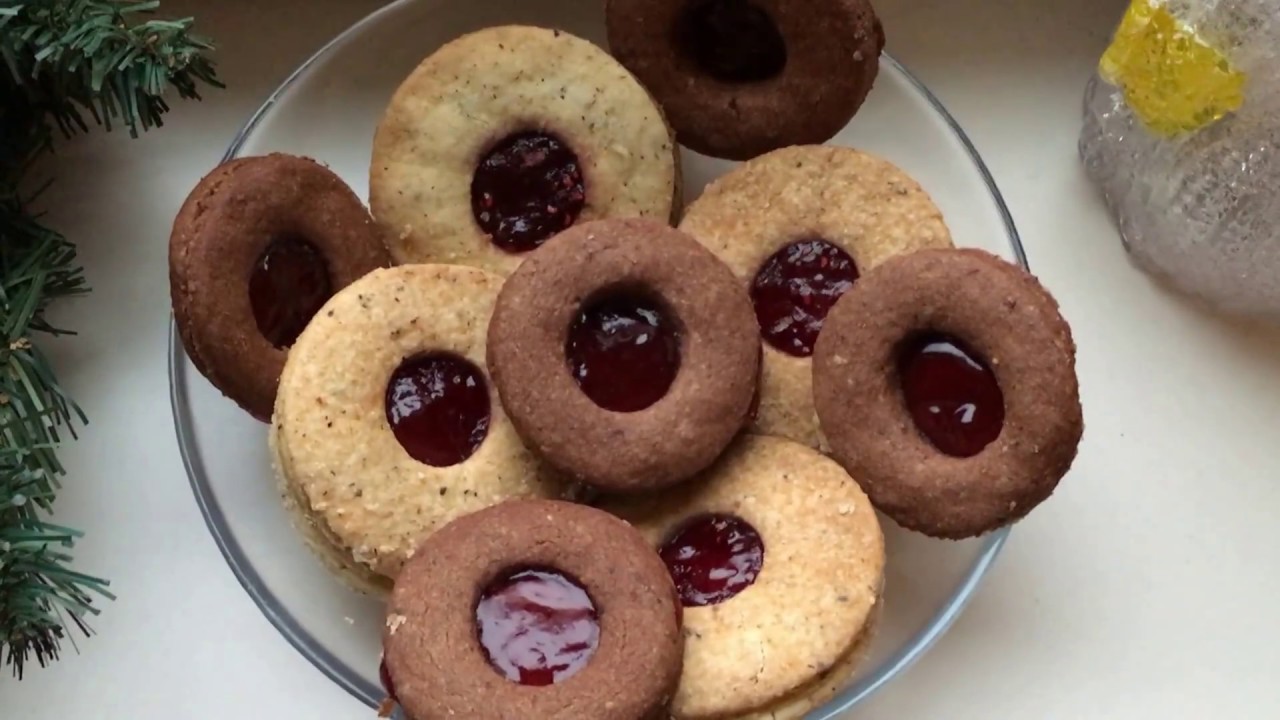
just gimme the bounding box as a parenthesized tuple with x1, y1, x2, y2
(168, 0, 1022, 714)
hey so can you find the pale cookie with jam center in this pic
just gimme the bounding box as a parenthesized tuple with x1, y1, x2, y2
(370, 25, 680, 275)
(271, 264, 571, 593)
(603, 434, 885, 719)
(679, 145, 952, 449)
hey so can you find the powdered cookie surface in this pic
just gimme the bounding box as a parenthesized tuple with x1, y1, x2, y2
(273, 264, 569, 585)
(679, 145, 952, 449)
(605, 435, 884, 719)
(370, 25, 679, 275)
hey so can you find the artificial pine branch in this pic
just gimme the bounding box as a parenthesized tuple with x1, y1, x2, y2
(0, 0, 220, 678)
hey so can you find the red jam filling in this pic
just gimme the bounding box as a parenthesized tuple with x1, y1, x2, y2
(659, 514, 764, 607)
(750, 239, 859, 357)
(248, 235, 333, 348)
(385, 353, 490, 467)
(898, 333, 1005, 458)
(677, 0, 787, 83)
(566, 292, 681, 413)
(476, 567, 600, 687)
(471, 131, 586, 254)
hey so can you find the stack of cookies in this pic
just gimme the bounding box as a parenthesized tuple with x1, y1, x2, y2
(169, 11, 1083, 720)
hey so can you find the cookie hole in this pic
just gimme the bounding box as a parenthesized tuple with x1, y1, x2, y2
(751, 238, 859, 357)
(471, 130, 586, 254)
(565, 286, 683, 413)
(659, 513, 764, 607)
(896, 331, 1005, 458)
(676, 0, 788, 83)
(385, 352, 491, 467)
(475, 566, 601, 686)
(249, 234, 333, 348)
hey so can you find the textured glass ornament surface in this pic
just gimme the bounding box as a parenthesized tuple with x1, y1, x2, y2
(1081, 0, 1280, 319)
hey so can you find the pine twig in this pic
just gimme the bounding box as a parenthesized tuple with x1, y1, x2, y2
(0, 0, 220, 677)
(1, 0, 224, 137)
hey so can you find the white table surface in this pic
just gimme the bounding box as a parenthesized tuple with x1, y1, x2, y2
(6, 0, 1280, 717)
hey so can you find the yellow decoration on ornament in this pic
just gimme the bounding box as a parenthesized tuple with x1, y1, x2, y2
(1099, 0, 1246, 137)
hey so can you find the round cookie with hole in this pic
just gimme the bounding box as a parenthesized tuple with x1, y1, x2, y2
(271, 264, 573, 592)
(602, 434, 884, 720)
(606, 0, 884, 160)
(370, 25, 680, 275)
(678, 145, 952, 449)
(812, 248, 1083, 539)
(170, 153, 392, 422)
(486, 218, 760, 494)
(381, 498, 683, 720)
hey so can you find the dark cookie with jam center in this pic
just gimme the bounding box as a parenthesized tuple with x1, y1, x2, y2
(382, 499, 683, 720)
(169, 153, 392, 422)
(606, 0, 884, 160)
(812, 248, 1084, 539)
(486, 218, 760, 493)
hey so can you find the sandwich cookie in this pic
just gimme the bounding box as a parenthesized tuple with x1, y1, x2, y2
(486, 218, 760, 493)
(170, 153, 391, 421)
(381, 499, 683, 720)
(605, 434, 885, 719)
(271, 264, 570, 593)
(812, 248, 1084, 538)
(606, 0, 884, 160)
(370, 25, 680, 274)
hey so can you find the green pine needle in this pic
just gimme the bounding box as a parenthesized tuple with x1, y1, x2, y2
(1, 0, 220, 678)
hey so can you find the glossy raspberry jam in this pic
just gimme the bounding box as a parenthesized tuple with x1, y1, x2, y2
(678, 0, 787, 83)
(898, 333, 1004, 458)
(566, 292, 681, 413)
(476, 567, 600, 686)
(659, 514, 764, 607)
(385, 353, 491, 467)
(248, 235, 333, 348)
(471, 131, 586, 253)
(750, 239, 859, 357)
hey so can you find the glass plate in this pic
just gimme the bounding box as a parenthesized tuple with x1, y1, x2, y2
(170, 0, 1023, 716)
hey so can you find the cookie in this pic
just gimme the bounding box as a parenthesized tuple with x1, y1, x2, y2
(679, 145, 952, 449)
(606, 0, 883, 160)
(370, 25, 680, 274)
(604, 435, 884, 719)
(486, 218, 760, 493)
(271, 264, 572, 590)
(812, 248, 1084, 538)
(169, 153, 392, 421)
(382, 499, 683, 720)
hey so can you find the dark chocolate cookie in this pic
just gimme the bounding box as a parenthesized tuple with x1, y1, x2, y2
(606, 0, 884, 160)
(486, 218, 760, 493)
(169, 153, 391, 421)
(812, 248, 1083, 538)
(382, 499, 683, 720)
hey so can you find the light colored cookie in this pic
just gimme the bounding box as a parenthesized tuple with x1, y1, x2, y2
(272, 264, 571, 584)
(370, 25, 679, 274)
(679, 145, 953, 449)
(605, 434, 885, 719)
